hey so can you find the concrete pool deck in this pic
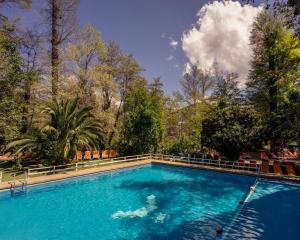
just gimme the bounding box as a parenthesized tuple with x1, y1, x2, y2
(1, 159, 299, 191)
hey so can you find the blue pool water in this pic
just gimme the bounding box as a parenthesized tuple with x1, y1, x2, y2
(0, 164, 299, 240)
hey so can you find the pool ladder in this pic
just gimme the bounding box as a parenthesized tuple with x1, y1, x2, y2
(9, 172, 28, 196)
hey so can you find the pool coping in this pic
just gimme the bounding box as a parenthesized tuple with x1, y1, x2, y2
(1, 158, 299, 191)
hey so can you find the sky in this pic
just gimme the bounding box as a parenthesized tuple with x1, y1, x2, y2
(2, 0, 263, 95)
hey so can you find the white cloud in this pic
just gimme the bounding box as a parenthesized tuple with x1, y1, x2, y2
(167, 55, 174, 61)
(169, 40, 179, 49)
(182, 0, 262, 84)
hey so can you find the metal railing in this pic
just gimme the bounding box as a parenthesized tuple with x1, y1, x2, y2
(27, 153, 261, 177)
(151, 154, 261, 172)
(27, 154, 150, 176)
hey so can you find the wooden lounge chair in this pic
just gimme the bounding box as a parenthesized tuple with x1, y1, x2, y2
(0, 152, 14, 161)
(109, 149, 116, 158)
(261, 160, 270, 174)
(209, 151, 214, 160)
(273, 161, 283, 175)
(102, 150, 109, 159)
(76, 151, 82, 161)
(234, 159, 246, 168)
(93, 150, 100, 159)
(84, 151, 91, 160)
(249, 160, 258, 169)
(261, 151, 269, 161)
(285, 163, 296, 176)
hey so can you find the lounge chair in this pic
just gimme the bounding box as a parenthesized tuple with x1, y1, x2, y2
(102, 150, 116, 159)
(209, 151, 214, 160)
(235, 159, 246, 168)
(76, 151, 82, 161)
(249, 160, 258, 169)
(0, 152, 15, 161)
(84, 151, 91, 160)
(261, 160, 270, 174)
(109, 150, 116, 158)
(273, 161, 283, 175)
(260, 151, 269, 160)
(285, 163, 296, 176)
(102, 150, 109, 159)
(93, 150, 100, 160)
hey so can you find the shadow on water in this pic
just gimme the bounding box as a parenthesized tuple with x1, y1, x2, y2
(115, 183, 300, 240)
(116, 178, 251, 208)
(117, 177, 251, 196)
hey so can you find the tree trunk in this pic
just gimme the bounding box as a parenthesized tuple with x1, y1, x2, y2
(21, 77, 31, 134)
(107, 97, 123, 148)
(268, 55, 278, 152)
(51, 0, 59, 99)
(268, 56, 277, 113)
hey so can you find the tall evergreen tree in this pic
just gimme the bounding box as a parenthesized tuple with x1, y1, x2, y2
(247, 10, 300, 149)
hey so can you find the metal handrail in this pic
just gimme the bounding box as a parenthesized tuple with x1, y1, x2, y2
(28, 154, 151, 176)
(27, 153, 262, 177)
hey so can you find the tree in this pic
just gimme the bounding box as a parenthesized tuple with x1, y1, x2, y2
(18, 29, 43, 133)
(201, 104, 263, 160)
(0, 30, 23, 148)
(119, 86, 164, 155)
(107, 54, 143, 147)
(65, 24, 107, 105)
(213, 72, 241, 107)
(265, 88, 300, 149)
(45, 0, 78, 98)
(100, 41, 122, 111)
(288, 0, 300, 15)
(0, 0, 31, 32)
(247, 10, 300, 149)
(181, 65, 214, 105)
(149, 77, 164, 97)
(7, 98, 104, 164)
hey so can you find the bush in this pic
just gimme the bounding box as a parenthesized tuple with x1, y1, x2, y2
(201, 105, 263, 160)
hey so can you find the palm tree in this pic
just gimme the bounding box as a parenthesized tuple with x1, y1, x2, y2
(7, 98, 104, 163)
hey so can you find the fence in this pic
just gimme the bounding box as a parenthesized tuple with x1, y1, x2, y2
(27, 154, 261, 177)
(27, 154, 150, 176)
(152, 154, 261, 172)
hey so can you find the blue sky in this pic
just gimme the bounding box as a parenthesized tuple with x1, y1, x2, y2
(2, 0, 208, 94)
(3, 0, 262, 94)
(77, 0, 208, 94)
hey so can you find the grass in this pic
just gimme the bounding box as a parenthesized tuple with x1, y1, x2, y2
(0, 161, 27, 182)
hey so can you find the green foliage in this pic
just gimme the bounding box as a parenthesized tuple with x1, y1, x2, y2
(248, 10, 300, 112)
(248, 10, 300, 149)
(201, 105, 263, 160)
(164, 136, 194, 155)
(0, 30, 23, 147)
(119, 87, 164, 155)
(7, 98, 104, 164)
(265, 88, 300, 148)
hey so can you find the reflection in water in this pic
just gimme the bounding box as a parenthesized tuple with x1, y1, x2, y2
(112, 195, 157, 219)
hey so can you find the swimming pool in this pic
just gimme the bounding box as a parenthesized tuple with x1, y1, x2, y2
(0, 164, 299, 240)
